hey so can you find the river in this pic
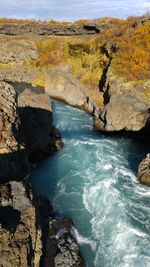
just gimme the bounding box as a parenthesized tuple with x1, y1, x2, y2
(32, 100, 150, 267)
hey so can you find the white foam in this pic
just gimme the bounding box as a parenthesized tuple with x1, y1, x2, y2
(72, 227, 97, 252)
(102, 163, 113, 170)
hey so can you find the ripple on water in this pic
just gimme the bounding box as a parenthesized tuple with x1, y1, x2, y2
(32, 100, 150, 267)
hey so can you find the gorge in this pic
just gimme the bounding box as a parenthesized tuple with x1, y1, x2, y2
(32, 100, 150, 267)
(0, 15, 150, 267)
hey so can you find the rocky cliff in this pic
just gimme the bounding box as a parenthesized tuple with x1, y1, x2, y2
(93, 32, 150, 133)
(0, 81, 42, 267)
(0, 81, 83, 266)
(95, 71, 150, 132)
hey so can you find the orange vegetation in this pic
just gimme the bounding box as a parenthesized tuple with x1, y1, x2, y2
(112, 21, 150, 80)
(34, 38, 62, 68)
(0, 18, 35, 24)
(47, 19, 70, 25)
(1, 15, 149, 83)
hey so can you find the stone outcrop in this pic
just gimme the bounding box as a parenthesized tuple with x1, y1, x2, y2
(0, 81, 30, 183)
(45, 71, 97, 115)
(0, 81, 42, 266)
(95, 71, 150, 132)
(0, 39, 38, 64)
(36, 195, 84, 267)
(0, 22, 100, 36)
(18, 88, 63, 161)
(36, 194, 84, 267)
(0, 181, 42, 267)
(0, 64, 39, 84)
(137, 154, 150, 186)
(45, 218, 84, 267)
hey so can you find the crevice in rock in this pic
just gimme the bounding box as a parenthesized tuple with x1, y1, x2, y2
(99, 58, 112, 93)
(83, 25, 100, 33)
(99, 43, 118, 98)
(27, 234, 34, 267)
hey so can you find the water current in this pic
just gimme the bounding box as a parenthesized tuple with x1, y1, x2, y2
(32, 100, 150, 267)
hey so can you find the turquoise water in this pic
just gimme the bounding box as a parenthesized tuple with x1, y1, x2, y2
(32, 100, 150, 267)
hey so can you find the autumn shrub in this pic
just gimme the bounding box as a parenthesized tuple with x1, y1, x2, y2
(47, 19, 69, 26)
(34, 38, 62, 68)
(63, 37, 108, 87)
(74, 19, 91, 25)
(112, 22, 150, 80)
(0, 18, 34, 24)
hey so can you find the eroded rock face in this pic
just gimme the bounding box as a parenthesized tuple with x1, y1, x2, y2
(0, 82, 42, 266)
(137, 154, 150, 186)
(0, 39, 38, 64)
(0, 82, 30, 182)
(36, 194, 84, 267)
(0, 181, 42, 267)
(18, 88, 63, 161)
(96, 73, 150, 132)
(45, 218, 84, 267)
(0, 22, 100, 36)
(45, 71, 96, 115)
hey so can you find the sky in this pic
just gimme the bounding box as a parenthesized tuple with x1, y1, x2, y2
(0, 0, 150, 21)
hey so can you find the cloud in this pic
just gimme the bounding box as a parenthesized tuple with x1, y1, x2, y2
(0, 0, 150, 21)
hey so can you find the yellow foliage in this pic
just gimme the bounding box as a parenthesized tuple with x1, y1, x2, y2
(74, 19, 91, 25)
(112, 22, 150, 80)
(33, 36, 108, 88)
(63, 37, 108, 87)
(32, 73, 48, 87)
(34, 38, 62, 68)
(0, 18, 35, 24)
(47, 19, 69, 25)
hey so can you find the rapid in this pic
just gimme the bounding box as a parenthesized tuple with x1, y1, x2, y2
(32, 100, 150, 267)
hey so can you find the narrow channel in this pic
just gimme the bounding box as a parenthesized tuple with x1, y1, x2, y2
(32, 100, 150, 267)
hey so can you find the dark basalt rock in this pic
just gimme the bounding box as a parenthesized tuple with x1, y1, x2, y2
(0, 22, 100, 36)
(45, 218, 84, 267)
(137, 153, 150, 186)
(0, 82, 42, 267)
(36, 194, 84, 267)
(0, 81, 30, 183)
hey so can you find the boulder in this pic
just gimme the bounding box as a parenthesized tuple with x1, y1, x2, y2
(137, 154, 150, 186)
(45, 71, 96, 114)
(45, 72, 87, 107)
(95, 94, 149, 132)
(45, 218, 84, 267)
